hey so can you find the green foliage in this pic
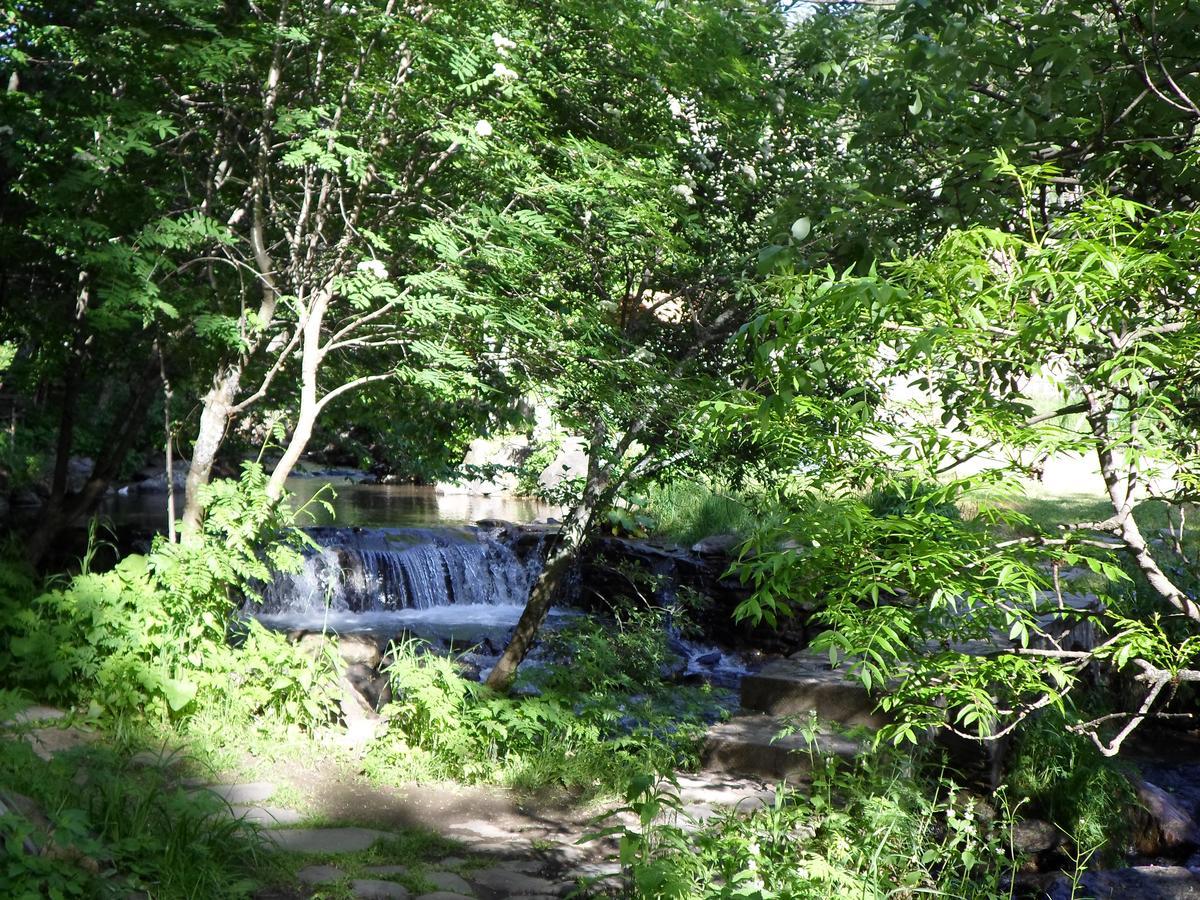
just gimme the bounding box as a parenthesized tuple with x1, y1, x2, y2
(366, 624, 715, 796)
(1008, 714, 1136, 856)
(0, 734, 268, 898)
(0, 467, 337, 731)
(592, 745, 1017, 899)
(642, 481, 759, 546)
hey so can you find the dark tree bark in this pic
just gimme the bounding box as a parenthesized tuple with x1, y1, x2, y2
(25, 355, 161, 566)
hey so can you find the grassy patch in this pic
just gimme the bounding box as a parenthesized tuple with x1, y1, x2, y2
(274, 829, 466, 897)
(642, 480, 760, 545)
(0, 713, 274, 898)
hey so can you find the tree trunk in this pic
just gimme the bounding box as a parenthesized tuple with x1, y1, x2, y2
(486, 421, 610, 692)
(26, 358, 160, 566)
(1085, 389, 1200, 622)
(180, 366, 243, 541)
(266, 299, 326, 500)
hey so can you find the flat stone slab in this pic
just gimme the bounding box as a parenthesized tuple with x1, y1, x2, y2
(416, 893, 473, 900)
(352, 880, 410, 899)
(1064, 866, 1200, 900)
(264, 826, 389, 853)
(205, 782, 276, 804)
(25, 725, 97, 761)
(364, 865, 409, 876)
(447, 819, 514, 840)
(426, 872, 473, 894)
(702, 714, 861, 781)
(228, 805, 304, 825)
(299, 864, 345, 884)
(741, 656, 888, 728)
(3, 705, 67, 726)
(673, 773, 777, 816)
(471, 868, 556, 895)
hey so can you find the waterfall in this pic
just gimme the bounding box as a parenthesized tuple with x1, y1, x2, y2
(256, 526, 540, 614)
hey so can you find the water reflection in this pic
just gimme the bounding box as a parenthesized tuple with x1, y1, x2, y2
(100, 479, 558, 531)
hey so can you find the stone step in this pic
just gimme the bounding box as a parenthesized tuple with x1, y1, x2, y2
(701, 714, 862, 782)
(740, 654, 889, 729)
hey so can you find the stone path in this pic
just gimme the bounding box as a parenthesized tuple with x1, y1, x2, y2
(179, 769, 779, 898)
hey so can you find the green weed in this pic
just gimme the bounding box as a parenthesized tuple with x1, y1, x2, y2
(593, 745, 1020, 899)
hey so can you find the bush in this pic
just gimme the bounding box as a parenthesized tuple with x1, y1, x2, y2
(0, 465, 340, 732)
(1008, 713, 1137, 856)
(593, 741, 1017, 899)
(364, 624, 717, 796)
(642, 481, 758, 546)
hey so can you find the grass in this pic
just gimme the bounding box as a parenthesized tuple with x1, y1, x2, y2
(0, 703, 275, 898)
(976, 475, 1198, 543)
(642, 480, 761, 546)
(275, 831, 466, 898)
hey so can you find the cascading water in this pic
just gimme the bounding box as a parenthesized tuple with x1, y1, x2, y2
(256, 526, 541, 615)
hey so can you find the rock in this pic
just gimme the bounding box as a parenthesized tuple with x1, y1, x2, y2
(338, 633, 385, 668)
(537, 437, 587, 493)
(25, 724, 97, 760)
(1011, 818, 1060, 854)
(351, 880, 410, 899)
(415, 893, 474, 900)
(1050, 866, 1200, 900)
(3, 705, 68, 727)
(345, 662, 392, 709)
(10, 487, 42, 508)
(470, 868, 557, 895)
(0, 790, 49, 854)
(438, 435, 531, 496)
(425, 872, 473, 894)
(339, 675, 383, 752)
(132, 462, 189, 494)
(298, 864, 346, 885)
(691, 533, 742, 556)
(203, 782, 276, 805)
(449, 819, 515, 840)
(228, 805, 304, 826)
(364, 865, 409, 876)
(64, 457, 94, 494)
(263, 827, 389, 853)
(702, 714, 861, 782)
(741, 653, 890, 729)
(1135, 779, 1200, 854)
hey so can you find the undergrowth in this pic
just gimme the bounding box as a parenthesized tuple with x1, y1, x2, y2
(0, 698, 271, 898)
(593, 741, 1020, 900)
(362, 613, 720, 797)
(641, 480, 760, 546)
(1008, 712, 1137, 857)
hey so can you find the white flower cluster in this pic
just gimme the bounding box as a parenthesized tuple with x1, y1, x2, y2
(357, 259, 388, 279)
(474, 119, 493, 138)
(491, 32, 517, 56)
(492, 62, 519, 81)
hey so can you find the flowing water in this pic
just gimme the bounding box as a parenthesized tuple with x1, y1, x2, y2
(103, 473, 748, 684)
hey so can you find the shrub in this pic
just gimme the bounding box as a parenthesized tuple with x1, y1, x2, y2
(593, 742, 1018, 899)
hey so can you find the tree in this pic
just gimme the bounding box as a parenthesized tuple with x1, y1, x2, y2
(731, 163, 1200, 754)
(1, 0, 236, 562)
(484, 0, 816, 689)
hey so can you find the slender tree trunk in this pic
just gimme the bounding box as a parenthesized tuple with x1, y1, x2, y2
(1084, 388, 1200, 621)
(26, 357, 160, 566)
(486, 421, 610, 692)
(266, 299, 326, 499)
(180, 366, 243, 540)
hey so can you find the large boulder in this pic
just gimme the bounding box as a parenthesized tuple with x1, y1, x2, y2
(437, 435, 531, 496)
(537, 436, 588, 493)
